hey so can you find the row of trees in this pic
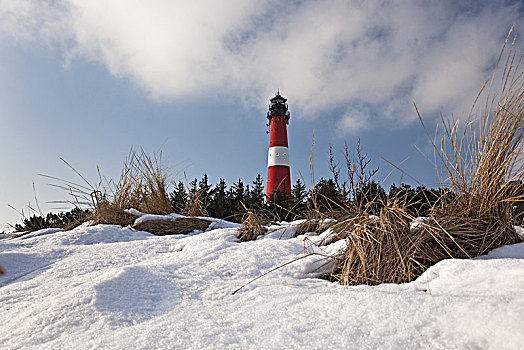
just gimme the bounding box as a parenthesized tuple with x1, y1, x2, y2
(12, 207, 91, 233)
(168, 174, 309, 222)
(11, 175, 448, 232)
(167, 174, 446, 222)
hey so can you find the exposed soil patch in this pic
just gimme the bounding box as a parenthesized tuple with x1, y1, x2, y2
(133, 218, 212, 236)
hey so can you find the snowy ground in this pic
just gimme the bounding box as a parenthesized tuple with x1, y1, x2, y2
(1, 220, 524, 349)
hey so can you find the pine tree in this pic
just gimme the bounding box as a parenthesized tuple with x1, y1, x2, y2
(198, 174, 212, 211)
(266, 188, 293, 221)
(188, 178, 198, 194)
(248, 174, 265, 209)
(291, 178, 308, 215)
(388, 183, 416, 214)
(310, 178, 345, 212)
(208, 178, 229, 219)
(355, 180, 386, 214)
(13, 207, 91, 232)
(169, 181, 187, 212)
(228, 179, 247, 221)
(413, 186, 441, 216)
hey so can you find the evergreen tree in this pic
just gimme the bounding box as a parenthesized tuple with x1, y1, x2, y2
(355, 180, 386, 214)
(388, 183, 417, 214)
(310, 178, 345, 212)
(188, 178, 198, 194)
(248, 174, 265, 209)
(198, 174, 212, 211)
(228, 179, 247, 220)
(208, 178, 229, 219)
(291, 178, 308, 216)
(414, 186, 447, 216)
(14, 207, 91, 232)
(169, 181, 187, 212)
(266, 188, 293, 221)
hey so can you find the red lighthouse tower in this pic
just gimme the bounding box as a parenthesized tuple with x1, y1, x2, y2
(266, 92, 291, 200)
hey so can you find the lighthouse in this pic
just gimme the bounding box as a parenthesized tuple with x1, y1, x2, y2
(266, 92, 292, 200)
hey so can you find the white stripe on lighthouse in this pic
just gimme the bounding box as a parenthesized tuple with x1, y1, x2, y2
(267, 146, 290, 167)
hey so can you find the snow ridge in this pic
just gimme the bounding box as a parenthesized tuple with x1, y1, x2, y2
(1, 223, 523, 349)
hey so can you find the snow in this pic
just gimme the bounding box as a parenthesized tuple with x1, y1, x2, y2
(410, 216, 429, 230)
(124, 208, 187, 223)
(1, 221, 524, 349)
(515, 225, 524, 240)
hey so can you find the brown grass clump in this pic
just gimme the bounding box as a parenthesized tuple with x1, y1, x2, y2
(91, 149, 173, 226)
(333, 28, 523, 286)
(91, 201, 136, 226)
(62, 219, 87, 231)
(237, 206, 267, 242)
(295, 218, 325, 237)
(333, 198, 520, 286)
(295, 211, 338, 237)
(334, 203, 421, 285)
(184, 189, 208, 217)
(133, 218, 211, 236)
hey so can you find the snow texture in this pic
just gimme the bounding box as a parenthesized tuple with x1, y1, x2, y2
(515, 225, 524, 240)
(1, 222, 524, 349)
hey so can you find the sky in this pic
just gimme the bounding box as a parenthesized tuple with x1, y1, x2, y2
(0, 0, 523, 229)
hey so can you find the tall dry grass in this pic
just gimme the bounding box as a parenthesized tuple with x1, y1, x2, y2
(91, 149, 173, 226)
(424, 27, 523, 257)
(333, 28, 523, 286)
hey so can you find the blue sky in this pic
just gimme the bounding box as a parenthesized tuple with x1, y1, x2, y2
(0, 0, 523, 229)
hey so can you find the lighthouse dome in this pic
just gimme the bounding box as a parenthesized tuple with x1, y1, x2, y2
(270, 93, 287, 104)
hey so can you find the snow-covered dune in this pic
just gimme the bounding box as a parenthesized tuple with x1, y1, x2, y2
(1, 223, 523, 349)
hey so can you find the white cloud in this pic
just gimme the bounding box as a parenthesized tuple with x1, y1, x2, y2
(337, 107, 370, 134)
(0, 0, 522, 130)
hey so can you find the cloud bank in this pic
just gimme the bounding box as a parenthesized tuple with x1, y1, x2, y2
(1, 0, 522, 131)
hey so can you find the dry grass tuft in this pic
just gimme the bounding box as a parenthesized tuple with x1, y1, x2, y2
(334, 28, 523, 286)
(334, 203, 421, 285)
(332, 197, 518, 285)
(62, 219, 88, 231)
(295, 211, 338, 237)
(185, 189, 208, 217)
(91, 201, 136, 226)
(424, 27, 523, 256)
(133, 218, 211, 236)
(295, 218, 325, 237)
(237, 205, 267, 242)
(91, 149, 173, 226)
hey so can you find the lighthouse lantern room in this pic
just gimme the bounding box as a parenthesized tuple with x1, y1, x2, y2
(266, 92, 292, 200)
